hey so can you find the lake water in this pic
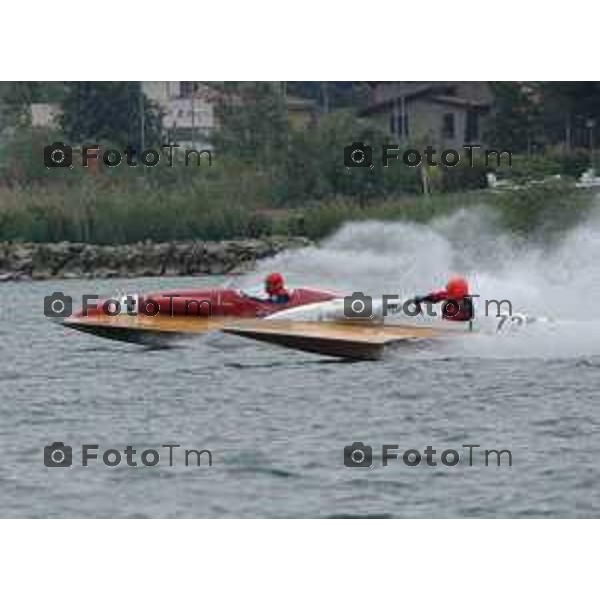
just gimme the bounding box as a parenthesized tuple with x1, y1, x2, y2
(3, 215, 600, 517)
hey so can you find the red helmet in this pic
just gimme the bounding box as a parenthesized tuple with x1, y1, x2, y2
(446, 276, 469, 299)
(265, 272, 285, 293)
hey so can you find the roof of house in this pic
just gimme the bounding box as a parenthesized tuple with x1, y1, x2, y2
(285, 95, 319, 112)
(359, 82, 493, 116)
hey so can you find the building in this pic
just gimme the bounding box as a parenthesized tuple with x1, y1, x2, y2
(27, 83, 320, 147)
(27, 83, 217, 148)
(285, 95, 319, 129)
(359, 82, 494, 146)
(142, 82, 218, 148)
(30, 102, 62, 128)
(142, 84, 320, 144)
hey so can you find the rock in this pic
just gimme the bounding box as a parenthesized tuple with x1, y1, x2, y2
(31, 271, 52, 281)
(94, 268, 121, 279)
(207, 260, 226, 275)
(12, 258, 33, 274)
(0, 237, 310, 282)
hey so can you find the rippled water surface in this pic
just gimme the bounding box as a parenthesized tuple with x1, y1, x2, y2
(1, 276, 598, 518)
(3, 215, 600, 517)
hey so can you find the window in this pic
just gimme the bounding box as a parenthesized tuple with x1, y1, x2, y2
(442, 113, 455, 139)
(399, 115, 409, 138)
(179, 82, 198, 98)
(391, 113, 409, 137)
(173, 127, 193, 141)
(465, 110, 479, 143)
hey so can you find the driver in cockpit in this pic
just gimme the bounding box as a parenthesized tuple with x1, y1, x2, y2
(264, 272, 290, 304)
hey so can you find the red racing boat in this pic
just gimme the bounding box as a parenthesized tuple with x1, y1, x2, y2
(62, 285, 341, 346)
(57, 274, 484, 359)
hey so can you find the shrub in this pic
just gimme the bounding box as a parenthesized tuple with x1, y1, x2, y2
(440, 157, 489, 192)
(492, 182, 594, 237)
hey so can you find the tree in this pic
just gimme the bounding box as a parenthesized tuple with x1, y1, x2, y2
(210, 82, 288, 169)
(0, 82, 65, 133)
(0, 82, 46, 131)
(285, 110, 419, 204)
(487, 82, 542, 153)
(60, 82, 162, 148)
(538, 82, 600, 148)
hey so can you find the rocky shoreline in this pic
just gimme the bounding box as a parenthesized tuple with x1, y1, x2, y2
(0, 238, 310, 282)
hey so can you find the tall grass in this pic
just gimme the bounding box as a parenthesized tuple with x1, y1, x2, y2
(0, 151, 277, 243)
(1, 124, 594, 244)
(281, 184, 597, 241)
(0, 163, 595, 244)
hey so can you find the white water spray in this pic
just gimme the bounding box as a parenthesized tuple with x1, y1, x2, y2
(249, 206, 600, 358)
